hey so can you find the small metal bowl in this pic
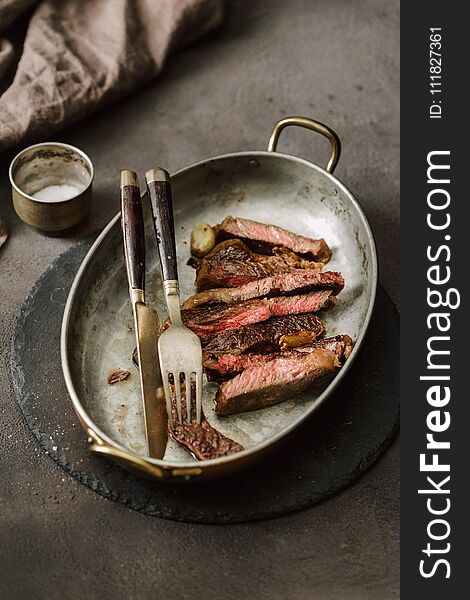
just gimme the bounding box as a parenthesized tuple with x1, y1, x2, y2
(9, 142, 94, 233)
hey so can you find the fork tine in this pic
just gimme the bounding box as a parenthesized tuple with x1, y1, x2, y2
(196, 370, 203, 424)
(184, 371, 192, 422)
(162, 374, 173, 430)
(174, 374, 183, 423)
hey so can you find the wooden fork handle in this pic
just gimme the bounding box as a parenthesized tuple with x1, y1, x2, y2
(120, 170, 145, 292)
(146, 168, 178, 283)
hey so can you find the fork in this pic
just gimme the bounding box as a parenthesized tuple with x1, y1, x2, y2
(145, 168, 203, 428)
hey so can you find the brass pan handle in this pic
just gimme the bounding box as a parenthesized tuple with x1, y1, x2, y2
(267, 116, 341, 174)
(88, 429, 165, 478)
(87, 429, 203, 480)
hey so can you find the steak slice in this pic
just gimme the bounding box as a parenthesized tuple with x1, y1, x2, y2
(204, 335, 353, 382)
(169, 380, 243, 460)
(215, 345, 347, 416)
(182, 290, 335, 338)
(204, 353, 278, 382)
(194, 239, 322, 290)
(215, 216, 331, 263)
(182, 270, 344, 310)
(203, 313, 325, 355)
(171, 419, 243, 460)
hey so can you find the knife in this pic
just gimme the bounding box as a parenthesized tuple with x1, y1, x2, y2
(120, 170, 168, 459)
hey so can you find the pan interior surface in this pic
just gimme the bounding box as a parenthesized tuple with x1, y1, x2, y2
(65, 152, 376, 467)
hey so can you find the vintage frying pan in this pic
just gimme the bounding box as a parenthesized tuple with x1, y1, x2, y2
(61, 116, 378, 481)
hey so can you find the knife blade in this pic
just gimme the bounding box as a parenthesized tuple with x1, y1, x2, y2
(120, 169, 168, 459)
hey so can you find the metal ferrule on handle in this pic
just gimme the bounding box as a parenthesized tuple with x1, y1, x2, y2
(130, 288, 145, 306)
(163, 280, 183, 326)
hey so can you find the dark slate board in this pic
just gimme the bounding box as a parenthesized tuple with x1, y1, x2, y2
(10, 237, 399, 524)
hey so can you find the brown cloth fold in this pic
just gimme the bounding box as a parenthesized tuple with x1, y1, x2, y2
(0, 0, 223, 153)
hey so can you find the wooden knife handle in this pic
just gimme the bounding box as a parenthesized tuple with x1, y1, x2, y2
(146, 168, 178, 283)
(121, 170, 145, 291)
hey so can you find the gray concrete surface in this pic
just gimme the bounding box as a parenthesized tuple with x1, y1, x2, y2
(0, 1, 399, 598)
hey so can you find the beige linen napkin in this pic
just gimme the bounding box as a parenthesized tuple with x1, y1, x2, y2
(0, 0, 223, 153)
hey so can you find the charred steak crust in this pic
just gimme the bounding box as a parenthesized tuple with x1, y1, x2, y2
(194, 239, 321, 291)
(202, 313, 325, 355)
(292, 334, 353, 359)
(171, 419, 243, 460)
(181, 290, 335, 338)
(204, 335, 353, 382)
(215, 216, 331, 263)
(168, 381, 243, 460)
(214, 346, 346, 416)
(182, 270, 344, 310)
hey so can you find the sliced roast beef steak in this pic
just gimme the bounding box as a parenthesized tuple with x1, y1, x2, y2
(215, 216, 331, 263)
(204, 353, 278, 382)
(182, 270, 344, 310)
(182, 290, 335, 338)
(194, 239, 322, 290)
(202, 313, 325, 355)
(215, 345, 347, 416)
(171, 418, 243, 460)
(204, 335, 353, 382)
(169, 380, 243, 459)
